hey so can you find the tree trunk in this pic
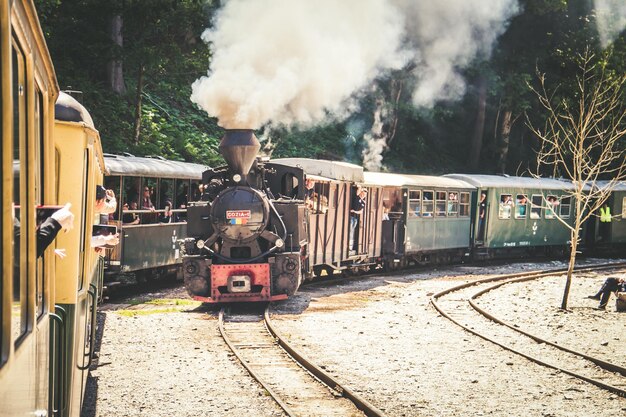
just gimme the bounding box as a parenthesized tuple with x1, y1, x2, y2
(497, 109, 513, 173)
(561, 224, 580, 309)
(133, 65, 145, 144)
(107, 15, 126, 95)
(469, 76, 487, 171)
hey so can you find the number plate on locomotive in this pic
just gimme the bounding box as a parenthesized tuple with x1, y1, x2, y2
(226, 210, 251, 225)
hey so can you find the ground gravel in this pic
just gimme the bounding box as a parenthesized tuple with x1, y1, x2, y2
(83, 259, 626, 417)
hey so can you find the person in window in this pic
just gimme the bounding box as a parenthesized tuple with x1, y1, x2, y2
(122, 202, 140, 225)
(517, 196, 527, 217)
(36, 203, 74, 258)
(587, 276, 626, 310)
(303, 179, 316, 210)
(175, 203, 187, 222)
(141, 187, 155, 210)
(159, 202, 173, 223)
(499, 195, 512, 219)
(349, 187, 367, 251)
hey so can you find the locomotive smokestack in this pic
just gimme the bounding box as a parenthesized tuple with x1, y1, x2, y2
(219, 129, 260, 177)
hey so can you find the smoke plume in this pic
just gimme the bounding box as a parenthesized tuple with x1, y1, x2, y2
(192, 0, 520, 169)
(191, 0, 410, 129)
(394, 0, 519, 107)
(594, 0, 626, 48)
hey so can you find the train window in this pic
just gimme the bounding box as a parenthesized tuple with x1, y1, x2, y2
(143, 178, 158, 207)
(515, 194, 528, 219)
(408, 190, 421, 217)
(104, 176, 121, 220)
(560, 196, 571, 219)
(459, 192, 470, 216)
(545, 195, 559, 219)
(175, 180, 190, 208)
(160, 178, 174, 208)
(35, 88, 45, 318)
(499, 194, 513, 219)
(384, 189, 403, 215)
(190, 181, 201, 201)
(530, 195, 542, 219)
(311, 182, 329, 214)
(12, 42, 28, 344)
(435, 191, 446, 217)
(447, 192, 458, 216)
(422, 191, 434, 217)
(124, 177, 141, 207)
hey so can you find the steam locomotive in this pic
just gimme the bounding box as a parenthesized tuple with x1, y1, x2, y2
(179, 129, 626, 304)
(180, 130, 307, 302)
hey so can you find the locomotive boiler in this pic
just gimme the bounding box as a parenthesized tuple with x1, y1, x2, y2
(180, 129, 306, 302)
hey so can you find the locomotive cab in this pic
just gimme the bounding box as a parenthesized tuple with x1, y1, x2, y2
(181, 130, 305, 303)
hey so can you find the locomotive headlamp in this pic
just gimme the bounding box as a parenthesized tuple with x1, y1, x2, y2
(232, 174, 242, 183)
(196, 239, 205, 249)
(275, 238, 284, 248)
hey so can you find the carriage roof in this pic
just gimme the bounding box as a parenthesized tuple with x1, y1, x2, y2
(271, 158, 364, 182)
(595, 180, 626, 192)
(445, 174, 581, 191)
(104, 154, 207, 179)
(55, 92, 95, 129)
(363, 172, 475, 190)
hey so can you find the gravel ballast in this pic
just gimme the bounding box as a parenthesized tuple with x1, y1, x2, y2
(83, 260, 626, 417)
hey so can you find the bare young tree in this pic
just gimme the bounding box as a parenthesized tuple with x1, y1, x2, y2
(528, 51, 626, 309)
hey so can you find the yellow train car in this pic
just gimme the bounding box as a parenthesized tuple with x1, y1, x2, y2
(1, 1, 105, 416)
(52, 91, 106, 417)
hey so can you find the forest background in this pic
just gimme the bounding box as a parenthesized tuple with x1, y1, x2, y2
(35, 0, 626, 175)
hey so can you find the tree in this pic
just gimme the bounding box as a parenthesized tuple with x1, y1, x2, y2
(528, 51, 626, 309)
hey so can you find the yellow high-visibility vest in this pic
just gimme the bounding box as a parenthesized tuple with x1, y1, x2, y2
(600, 206, 612, 223)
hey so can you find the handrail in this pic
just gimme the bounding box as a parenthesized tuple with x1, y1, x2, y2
(77, 284, 97, 370)
(49, 306, 67, 415)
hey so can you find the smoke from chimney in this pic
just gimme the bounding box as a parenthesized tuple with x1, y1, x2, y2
(192, 0, 520, 169)
(594, 0, 626, 48)
(191, 0, 410, 129)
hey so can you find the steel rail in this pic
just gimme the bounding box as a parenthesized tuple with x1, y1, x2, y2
(431, 262, 626, 398)
(264, 307, 387, 417)
(218, 307, 298, 416)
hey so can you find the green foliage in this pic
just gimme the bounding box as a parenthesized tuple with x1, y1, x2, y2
(34, 0, 626, 173)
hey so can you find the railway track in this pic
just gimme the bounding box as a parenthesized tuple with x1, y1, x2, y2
(218, 305, 385, 417)
(431, 262, 626, 398)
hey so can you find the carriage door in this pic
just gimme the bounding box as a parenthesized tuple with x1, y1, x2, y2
(381, 187, 403, 256)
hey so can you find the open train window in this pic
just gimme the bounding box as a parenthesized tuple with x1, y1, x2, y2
(12, 40, 28, 345)
(383, 188, 403, 217)
(530, 195, 542, 219)
(435, 191, 446, 217)
(545, 195, 559, 219)
(447, 192, 458, 216)
(35, 87, 45, 319)
(560, 196, 571, 219)
(498, 194, 513, 219)
(408, 190, 421, 217)
(422, 191, 434, 217)
(459, 192, 470, 216)
(515, 194, 528, 219)
(175, 179, 190, 208)
(281, 173, 298, 198)
(310, 181, 329, 214)
(160, 178, 174, 208)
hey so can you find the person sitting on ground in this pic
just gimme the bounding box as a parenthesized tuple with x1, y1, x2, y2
(587, 276, 626, 310)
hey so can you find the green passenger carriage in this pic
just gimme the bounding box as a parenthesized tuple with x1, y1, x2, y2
(103, 154, 207, 279)
(446, 174, 578, 258)
(363, 172, 476, 267)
